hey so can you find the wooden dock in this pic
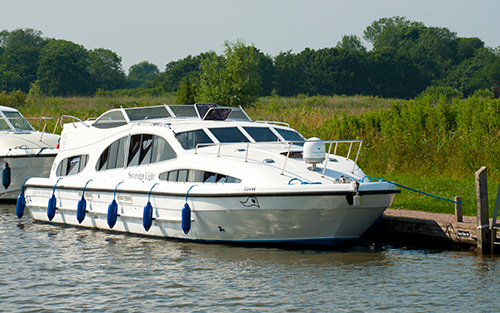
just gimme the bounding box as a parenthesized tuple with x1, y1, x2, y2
(364, 209, 480, 249)
(363, 167, 499, 254)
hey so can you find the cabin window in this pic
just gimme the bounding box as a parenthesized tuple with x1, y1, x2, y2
(159, 169, 241, 184)
(243, 127, 279, 142)
(175, 129, 213, 150)
(152, 136, 176, 162)
(56, 155, 89, 176)
(93, 110, 127, 129)
(98, 134, 176, 171)
(97, 136, 128, 171)
(208, 127, 250, 143)
(127, 134, 176, 167)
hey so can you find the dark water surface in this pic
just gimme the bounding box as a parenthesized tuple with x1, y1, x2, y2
(1, 202, 499, 312)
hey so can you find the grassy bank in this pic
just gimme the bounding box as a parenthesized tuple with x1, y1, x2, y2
(2, 91, 500, 217)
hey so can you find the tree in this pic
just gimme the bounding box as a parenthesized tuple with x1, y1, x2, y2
(363, 16, 424, 48)
(37, 39, 93, 96)
(0, 28, 47, 92)
(88, 48, 127, 91)
(128, 61, 159, 88)
(336, 35, 366, 52)
(197, 39, 261, 107)
(274, 50, 311, 96)
(151, 55, 203, 92)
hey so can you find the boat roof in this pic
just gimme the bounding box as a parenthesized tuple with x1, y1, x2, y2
(0, 105, 21, 112)
(92, 103, 252, 129)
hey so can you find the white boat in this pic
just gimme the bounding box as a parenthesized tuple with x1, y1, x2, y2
(21, 103, 399, 246)
(0, 106, 61, 200)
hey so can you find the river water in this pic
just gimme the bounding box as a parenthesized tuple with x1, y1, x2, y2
(1, 202, 499, 312)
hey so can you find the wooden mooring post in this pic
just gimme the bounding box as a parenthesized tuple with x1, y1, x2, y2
(475, 166, 491, 254)
(455, 196, 462, 223)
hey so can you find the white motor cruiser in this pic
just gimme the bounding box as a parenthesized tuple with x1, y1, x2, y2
(21, 103, 399, 246)
(0, 106, 60, 200)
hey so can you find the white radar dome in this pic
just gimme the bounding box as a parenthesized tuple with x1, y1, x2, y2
(303, 137, 325, 164)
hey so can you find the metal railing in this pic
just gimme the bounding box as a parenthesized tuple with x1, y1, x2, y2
(194, 139, 363, 176)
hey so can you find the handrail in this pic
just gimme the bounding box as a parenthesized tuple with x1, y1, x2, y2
(254, 121, 290, 127)
(194, 139, 363, 175)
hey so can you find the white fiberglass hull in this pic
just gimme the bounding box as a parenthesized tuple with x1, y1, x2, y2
(0, 150, 57, 200)
(23, 180, 397, 245)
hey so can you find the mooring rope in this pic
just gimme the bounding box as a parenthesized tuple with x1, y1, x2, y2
(362, 176, 462, 204)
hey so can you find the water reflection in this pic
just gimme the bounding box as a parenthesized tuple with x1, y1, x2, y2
(2, 202, 500, 312)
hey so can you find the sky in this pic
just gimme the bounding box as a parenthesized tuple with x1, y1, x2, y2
(2, 0, 499, 73)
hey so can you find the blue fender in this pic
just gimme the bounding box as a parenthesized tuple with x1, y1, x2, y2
(47, 194, 57, 221)
(76, 196, 87, 224)
(107, 199, 118, 229)
(16, 193, 25, 219)
(143, 202, 153, 231)
(2, 162, 11, 189)
(182, 203, 191, 234)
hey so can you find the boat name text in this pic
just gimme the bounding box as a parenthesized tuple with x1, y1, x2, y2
(128, 171, 156, 181)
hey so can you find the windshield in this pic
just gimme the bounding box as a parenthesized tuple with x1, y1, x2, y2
(243, 127, 279, 142)
(1, 111, 33, 131)
(209, 127, 250, 143)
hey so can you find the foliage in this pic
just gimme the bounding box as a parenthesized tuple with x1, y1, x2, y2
(128, 61, 159, 88)
(37, 40, 93, 96)
(176, 80, 198, 104)
(88, 48, 128, 91)
(0, 28, 48, 92)
(416, 86, 463, 103)
(1, 17, 500, 100)
(0, 90, 27, 107)
(249, 95, 500, 185)
(336, 34, 367, 51)
(197, 39, 261, 107)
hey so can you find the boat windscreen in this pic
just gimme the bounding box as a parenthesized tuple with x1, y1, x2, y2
(2, 111, 33, 131)
(243, 127, 279, 142)
(169, 105, 198, 117)
(125, 106, 171, 121)
(228, 109, 251, 121)
(93, 110, 127, 129)
(275, 128, 304, 146)
(209, 127, 250, 143)
(0, 118, 10, 130)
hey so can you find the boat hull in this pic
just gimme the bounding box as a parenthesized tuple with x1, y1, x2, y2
(0, 152, 57, 200)
(24, 184, 396, 246)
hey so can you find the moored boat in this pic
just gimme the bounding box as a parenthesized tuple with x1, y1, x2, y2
(21, 103, 399, 246)
(0, 106, 61, 200)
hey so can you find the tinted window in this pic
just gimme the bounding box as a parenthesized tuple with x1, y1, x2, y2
(128, 134, 176, 167)
(209, 127, 250, 143)
(175, 129, 213, 149)
(159, 169, 241, 184)
(152, 136, 176, 162)
(243, 127, 279, 142)
(57, 155, 89, 176)
(97, 137, 127, 171)
(128, 134, 154, 167)
(275, 128, 304, 146)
